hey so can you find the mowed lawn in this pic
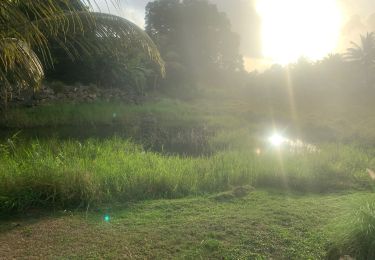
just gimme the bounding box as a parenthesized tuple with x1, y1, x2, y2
(1, 190, 372, 259)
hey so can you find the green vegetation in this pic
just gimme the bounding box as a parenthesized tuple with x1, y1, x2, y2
(345, 32, 375, 88)
(2, 91, 375, 258)
(1, 1, 375, 258)
(1, 125, 374, 213)
(145, 0, 244, 89)
(0, 99, 199, 128)
(1, 191, 374, 259)
(329, 200, 375, 259)
(0, 0, 164, 110)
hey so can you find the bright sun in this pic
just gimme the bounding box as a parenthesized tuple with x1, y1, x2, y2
(256, 0, 343, 65)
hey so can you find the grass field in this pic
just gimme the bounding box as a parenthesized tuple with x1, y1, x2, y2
(1, 190, 374, 259)
(1, 90, 375, 258)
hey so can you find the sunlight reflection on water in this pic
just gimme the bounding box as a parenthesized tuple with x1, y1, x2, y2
(266, 132, 319, 153)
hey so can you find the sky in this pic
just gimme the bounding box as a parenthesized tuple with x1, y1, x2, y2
(97, 0, 375, 71)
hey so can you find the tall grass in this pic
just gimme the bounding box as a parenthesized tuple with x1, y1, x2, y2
(0, 137, 372, 213)
(3, 96, 375, 144)
(328, 201, 375, 259)
(0, 99, 201, 128)
(1, 95, 375, 213)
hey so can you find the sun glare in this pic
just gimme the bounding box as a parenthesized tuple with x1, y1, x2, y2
(256, 0, 343, 65)
(269, 133, 285, 147)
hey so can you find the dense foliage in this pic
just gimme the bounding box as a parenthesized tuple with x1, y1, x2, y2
(0, 0, 164, 109)
(345, 32, 375, 88)
(145, 0, 244, 88)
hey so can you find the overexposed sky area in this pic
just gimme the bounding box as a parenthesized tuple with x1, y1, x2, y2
(96, 0, 375, 71)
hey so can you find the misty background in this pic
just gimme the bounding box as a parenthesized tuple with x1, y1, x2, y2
(98, 0, 375, 71)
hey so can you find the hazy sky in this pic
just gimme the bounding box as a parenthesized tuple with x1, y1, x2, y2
(97, 0, 375, 71)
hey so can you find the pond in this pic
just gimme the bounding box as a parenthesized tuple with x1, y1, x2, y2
(267, 132, 319, 153)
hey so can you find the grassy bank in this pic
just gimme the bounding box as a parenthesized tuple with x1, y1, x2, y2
(3, 91, 375, 144)
(0, 99, 201, 128)
(1, 137, 373, 213)
(1, 95, 375, 258)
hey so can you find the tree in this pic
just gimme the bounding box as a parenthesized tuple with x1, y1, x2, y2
(345, 32, 375, 88)
(314, 54, 352, 87)
(0, 0, 165, 110)
(145, 0, 243, 86)
(44, 42, 158, 94)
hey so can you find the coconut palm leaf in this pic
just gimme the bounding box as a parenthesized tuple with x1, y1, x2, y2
(345, 32, 375, 88)
(25, 11, 165, 73)
(0, 38, 44, 109)
(0, 38, 44, 84)
(345, 32, 375, 66)
(0, 0, 165, 109)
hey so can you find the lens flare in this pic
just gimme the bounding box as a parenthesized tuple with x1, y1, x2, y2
(104, 214, 111, 222)
(269, 133, 285, 147)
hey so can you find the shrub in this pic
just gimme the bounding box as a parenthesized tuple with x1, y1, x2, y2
(49, 81, 66, 94)
(328, 201, 375, 259)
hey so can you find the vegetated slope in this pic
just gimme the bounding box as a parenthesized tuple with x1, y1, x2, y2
(0, 138, 372, 213)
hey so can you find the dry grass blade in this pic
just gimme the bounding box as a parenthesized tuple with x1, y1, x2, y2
(366, 168, 375, 181)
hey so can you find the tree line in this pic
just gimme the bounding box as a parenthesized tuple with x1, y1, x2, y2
(1, 0, 375, 111)
(0, 0, 164, 110)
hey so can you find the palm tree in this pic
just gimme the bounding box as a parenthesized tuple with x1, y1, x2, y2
(345, 32, 375, 88)
(318, 53, 346, 77)
(0, 0, 165, 110)
(321, 53, 345, 66)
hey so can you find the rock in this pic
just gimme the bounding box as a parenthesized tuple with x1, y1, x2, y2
(232, 185, 255, 198)
(210, 191, 235, 202)
(56, 93, 65, 100)
(88, 94, 97, 100)
(210, 185, 255, 202)
(9, 83, 137, 107)
(11, 223, 21, 228)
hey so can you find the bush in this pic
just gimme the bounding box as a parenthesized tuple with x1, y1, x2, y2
(328, 201, 375, 259)
(48, 80, 66, 94)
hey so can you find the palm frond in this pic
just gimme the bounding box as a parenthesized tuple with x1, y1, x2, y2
(22, 11, 165, 75)
(0, 38, 44, 91)
(0, 0, 165, 99)
(345, 32, 375, 65)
